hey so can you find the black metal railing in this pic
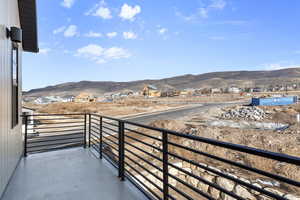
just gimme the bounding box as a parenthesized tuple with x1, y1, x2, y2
(23, 113, 300, 200)
(23, 113, 86, 155)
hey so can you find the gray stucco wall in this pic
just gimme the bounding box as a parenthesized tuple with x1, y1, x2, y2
(0, 0, 23, 197)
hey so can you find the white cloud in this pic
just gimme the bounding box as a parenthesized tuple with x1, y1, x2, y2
(104, 47, 131, 59)
(64, 25, 79, 37)
(106, 32, 117, 38)
(94, 7, 112, 19)
(84, 31, 102, 38)
(209, 0, 226, 10)
(61, 0, 75, 8)
(176, 0, 226, 21)
(85, 1, 112, 19)
(158, 28, 168, 35)
(123, 31, 137, 40)
(119, 4, 141, 21)
(77, 44, 104, 57)
(39, 48, 51, 54)
(76, 44, 131, 64)
(53, 26, 66, 34)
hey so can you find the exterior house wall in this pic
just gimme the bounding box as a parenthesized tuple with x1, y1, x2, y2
(0, 0, 23, 197)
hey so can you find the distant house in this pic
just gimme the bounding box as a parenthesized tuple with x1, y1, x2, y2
(142, 85, 161, 97)
(180, 88, 195, 96)
(74, 93, 96, 102)
(161, 89, 178, 97)
(211, 88, 222, 94)
(227, 86, 241, 94)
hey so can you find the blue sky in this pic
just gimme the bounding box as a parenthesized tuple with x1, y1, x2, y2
(23, 0, 300, 90)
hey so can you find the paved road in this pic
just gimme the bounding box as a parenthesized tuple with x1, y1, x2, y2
(122, 101, 247, 125)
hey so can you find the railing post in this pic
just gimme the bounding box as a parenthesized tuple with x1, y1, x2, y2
(24, 115, 28, 157)
(88, 114, 91, 148)
(162, 131, 169, 200)
(99, 116, 103, 159)
(84, 114, 87, 148)
(118, 121, 125, 181)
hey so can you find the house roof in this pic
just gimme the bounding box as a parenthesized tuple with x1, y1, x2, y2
(18, 0, 39, 53)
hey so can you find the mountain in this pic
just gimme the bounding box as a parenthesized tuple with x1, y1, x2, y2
(24, 68, 300, 97)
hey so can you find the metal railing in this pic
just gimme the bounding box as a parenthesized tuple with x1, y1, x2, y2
(23, 113, 300, 200)
(23, 113, 86, 155)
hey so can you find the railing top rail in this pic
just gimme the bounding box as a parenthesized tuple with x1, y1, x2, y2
(24, 113, 300, 165)
(22, 113, 86, 117)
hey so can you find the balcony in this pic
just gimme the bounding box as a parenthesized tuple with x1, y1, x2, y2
(1, 148, 144, 200)
(2, 113, 300, 200)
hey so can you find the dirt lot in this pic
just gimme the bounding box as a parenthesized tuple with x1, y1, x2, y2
(132, 103, 300, 196)
(24, 98, 185, 117)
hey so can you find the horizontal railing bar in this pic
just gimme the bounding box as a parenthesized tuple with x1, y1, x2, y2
(125, 147, 163, 172)
(102, 126, 118, 133)
(90, 139, 99, 146)
(168, 152, 285, 199)
(28, 132, 83, 140)
(125, 169, 163, 200)
(91, 114, 120, 122)
(168, 173, 215, 200)
(124, 140, 163, 162)
(102, 130, 118, 140)
(91, 125, 100, 131)
(29, 117, 84, 121)
(90, 128, 99, 135)
(102, 120, 118, 127)
(24, 113, 86, 116)
(90, 135, 100, 143)
(102, 153, 119, 168)
(103, 136, 119, 146)
(91, 144, 100, 153)
(125, 154, 163, 182)
(29, 125, 84, 130)
(90, 121, 100, 127)
(34, 129, 84, 134)
(168, 162, 244, 199)
(90, 128, 100, 135)
(28, 136, 83, 144)
(168, 184, 194, 200)
(124, 127, 161, 141)
(103, 140, 119, 152)
(90, 117, 100, 122)
(28, 140, 83, 149)
(125, 161, 164, 194)
(125, 134, 162, 152)
(90, 133, 100, 140)
(32, 121, 84, 125)
(103, 147, 119, 159)
(27, 143, 83, 153)
(168, 141, 300, 187)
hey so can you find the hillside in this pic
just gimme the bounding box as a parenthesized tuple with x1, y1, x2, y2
(24, 68, 300, 97)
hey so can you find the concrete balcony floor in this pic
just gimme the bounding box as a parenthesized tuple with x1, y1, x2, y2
(1, 148, 145, 200)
